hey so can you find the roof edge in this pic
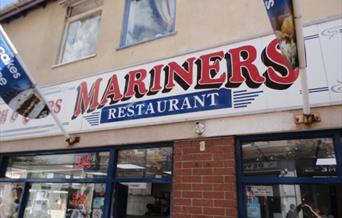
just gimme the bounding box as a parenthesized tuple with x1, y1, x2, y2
(0, 0, 51, 23)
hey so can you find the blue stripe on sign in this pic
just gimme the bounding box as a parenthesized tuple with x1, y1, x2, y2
(233, 91, 263, 97)
(234, 102, 252, 106)
(100, 89, 232, 124)
(234, 98, 255, 103)
(233, 90, 247, 94)
(234, 94, 260, 100)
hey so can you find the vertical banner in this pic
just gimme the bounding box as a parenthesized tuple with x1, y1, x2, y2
(0, 26, 50, 119)
(262, 0, 299, 69)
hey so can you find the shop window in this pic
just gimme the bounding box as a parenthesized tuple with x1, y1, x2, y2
(121, 0, 176, 47)
(0, 183, 23, 218)
(4, 152, 109, 179)
(242, 138, 336, 177)
(59, 0, 103, 64)
(245, 184, 341, 218)
(112, 183, 171, 218)
(237, 131, 342, 218)
(116, 147, 172, 179)
(24, 183, 106, 218)
(0, 144, 172, 218)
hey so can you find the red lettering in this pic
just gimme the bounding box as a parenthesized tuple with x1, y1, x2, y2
(228, 45, 265, 88)
(54, 99, 62, 113)
(196, 51, 226, 89)
(164, 58, 196, 91)
(72, 78, 102, 119)
(99, 75, 123, 108)
(10, 111, 18, 123)
(148, 64, 164, 94)
(0, 109, 9, 124)
(123, 69, 148, 99)
(262, 39, 299, 89)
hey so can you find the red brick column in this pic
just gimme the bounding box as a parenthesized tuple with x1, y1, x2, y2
(172, 137, 237, 218)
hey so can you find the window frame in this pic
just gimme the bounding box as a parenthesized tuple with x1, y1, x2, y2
(57, 2, 103, 65)
(120, 0, 177, 48)
(0, 142, 173, 218)
(235, 129, 342, 218)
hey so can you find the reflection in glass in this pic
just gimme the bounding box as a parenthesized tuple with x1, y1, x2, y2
(117, 147, 172, 178)
(61, 13, 101, 64)
(122, 0, 175, 46)
(24, 183, 105, 218)
(242, 138, 336, 177)
(0, 183, 23, 218)
(112, 183, 171, 218)
(245, 184, 342, 218)
(4, 152, 109, 179)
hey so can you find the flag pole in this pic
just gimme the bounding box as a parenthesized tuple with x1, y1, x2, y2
(292, 0, 320, 125)
(0, 25, 79, 145)
(16, 55, 80, 145)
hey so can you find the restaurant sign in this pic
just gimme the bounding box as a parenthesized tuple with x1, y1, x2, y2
(0, 18, 341, 140)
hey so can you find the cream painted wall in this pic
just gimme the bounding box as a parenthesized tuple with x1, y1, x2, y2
(2, 0, 341, 86)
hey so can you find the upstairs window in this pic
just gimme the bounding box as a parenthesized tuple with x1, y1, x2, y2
(59, 0, 103, 64)
(121, 0, 176, 47)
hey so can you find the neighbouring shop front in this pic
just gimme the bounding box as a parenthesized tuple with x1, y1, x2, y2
(0, 144, 173, 218)
(237, 129, 342, 218)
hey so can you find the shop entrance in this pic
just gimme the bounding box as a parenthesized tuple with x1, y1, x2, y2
(246, 184, 341, 218)
(237, 129, 342, 218)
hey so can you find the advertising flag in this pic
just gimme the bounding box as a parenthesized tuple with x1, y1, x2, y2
(0, 26, 50, 119)
(262, 0, 299, 69)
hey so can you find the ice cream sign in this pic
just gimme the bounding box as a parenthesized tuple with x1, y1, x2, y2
(0, 26, 50, 119)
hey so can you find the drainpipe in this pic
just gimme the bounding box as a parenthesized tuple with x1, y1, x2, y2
(293, 0, 320, 125)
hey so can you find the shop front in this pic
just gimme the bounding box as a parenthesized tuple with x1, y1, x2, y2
(0, 144, 173, 218)
(237, 129, 342, 218)
(0, 17, 341, 218)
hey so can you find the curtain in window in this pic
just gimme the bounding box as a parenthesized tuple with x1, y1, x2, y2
(124, 0, 175, 46)
(154, 0, 175, 32)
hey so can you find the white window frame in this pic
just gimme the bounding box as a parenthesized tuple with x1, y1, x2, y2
(58, 0, 103, 65)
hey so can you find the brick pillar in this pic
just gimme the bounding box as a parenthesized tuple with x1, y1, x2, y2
(172, 137, 237, 218)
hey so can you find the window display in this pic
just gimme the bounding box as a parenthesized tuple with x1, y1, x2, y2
(0, 144, 172, 218)
(242, 138, 336, 177)
(117, 147, 172, 179)
(245, 184, 341, 218)
(4, 152, 109, 179)
(0, 183, 23, 218)
(23, 183, 106, 218)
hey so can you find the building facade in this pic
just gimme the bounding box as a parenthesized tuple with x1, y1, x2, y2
(0, 0, 341, 217)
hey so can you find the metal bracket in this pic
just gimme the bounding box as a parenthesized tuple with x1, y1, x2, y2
(66, 136, 80, 146)
(295, 113, 321, 126)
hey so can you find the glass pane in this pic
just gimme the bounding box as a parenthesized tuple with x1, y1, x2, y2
(0, 183, 23, 218)
(4, 152, 109, 179)
(24, 183, 106, 218)
(61, 13, 101, 63)
(242, 138, 336, 177)
(117, 147, 172, 179)
(111, 182, 171, 218)
(245, 184, 342, 218)
(122, 0, 175, 46)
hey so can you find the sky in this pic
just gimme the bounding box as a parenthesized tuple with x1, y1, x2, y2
(0, 0, 18, 10)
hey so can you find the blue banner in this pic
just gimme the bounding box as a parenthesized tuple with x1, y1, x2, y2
(262, 0, 299, 69)
(0, 27, 49, 118)
(100, 89, 232, 124)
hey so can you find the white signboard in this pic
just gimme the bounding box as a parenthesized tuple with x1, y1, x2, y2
(0, 18, 341, 141)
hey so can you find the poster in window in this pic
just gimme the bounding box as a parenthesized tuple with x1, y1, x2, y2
(73, 153, 98, 170)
